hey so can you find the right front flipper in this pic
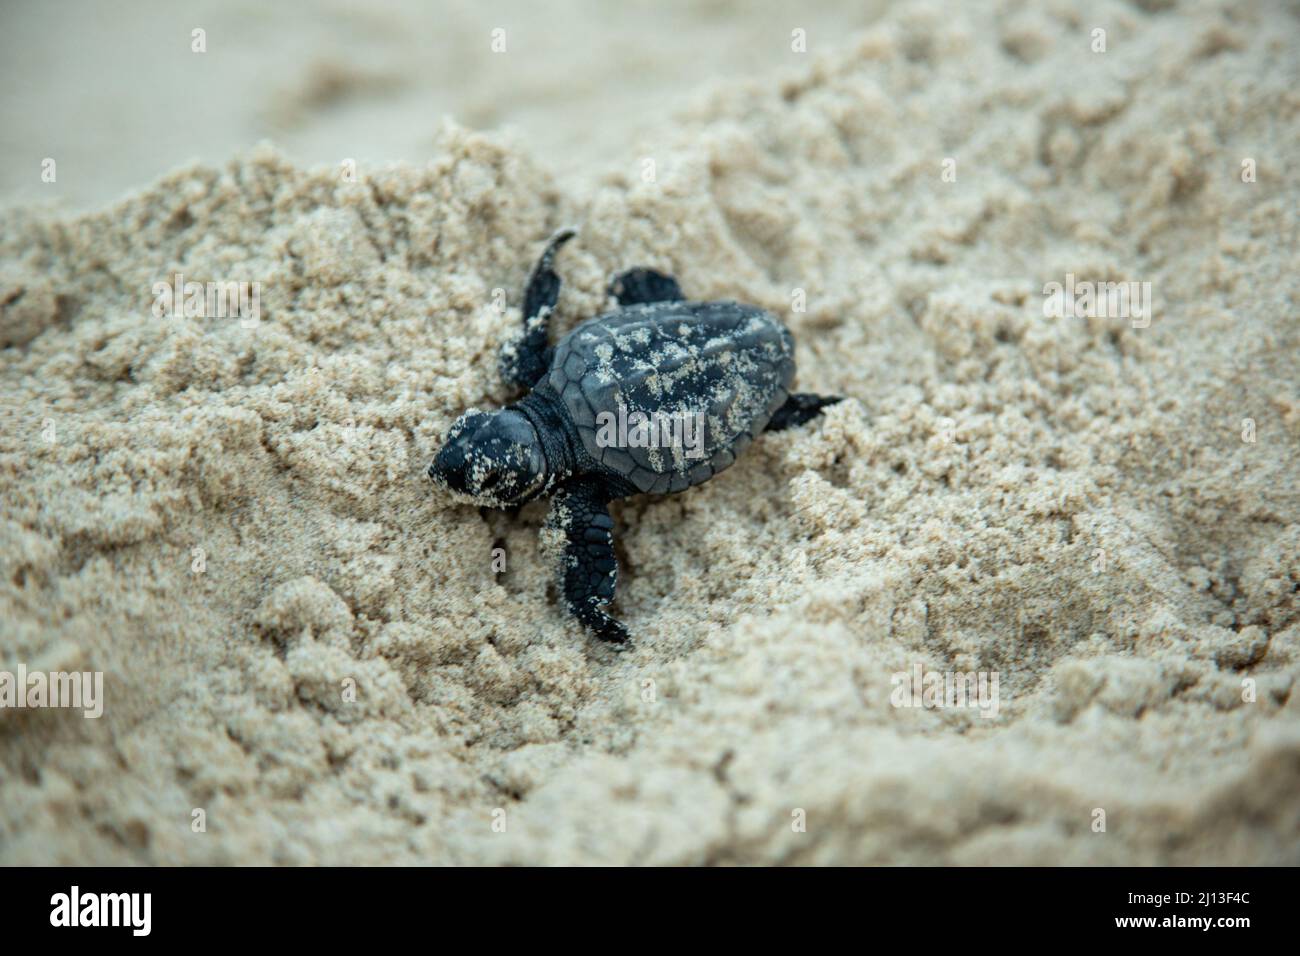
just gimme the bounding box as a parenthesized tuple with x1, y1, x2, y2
(500, 228, 576, 390)
(545, 479, 628, 644)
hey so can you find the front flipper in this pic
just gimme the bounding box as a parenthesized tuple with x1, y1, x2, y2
(500, 228, 576, 390)
(546, 479, 628, 643)
(766, 393, 843, 431)
(608, 268, 684, 307)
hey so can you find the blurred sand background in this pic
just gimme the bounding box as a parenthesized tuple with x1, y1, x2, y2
(1, 0, 1298, 864)
(1, 0, 885, 209)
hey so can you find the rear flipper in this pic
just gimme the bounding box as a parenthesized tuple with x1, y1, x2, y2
(546, 479, 629, 644)
(765, 393, 843, 431)
(608, 268, 684, 307)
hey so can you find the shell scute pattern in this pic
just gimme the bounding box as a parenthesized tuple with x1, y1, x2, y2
(547, 300, 795, 493)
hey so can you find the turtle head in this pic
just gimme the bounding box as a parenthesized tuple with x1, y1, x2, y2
(429, 408, 547, 507)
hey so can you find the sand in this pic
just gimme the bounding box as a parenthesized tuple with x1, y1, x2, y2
(2, 0, 1299, 865)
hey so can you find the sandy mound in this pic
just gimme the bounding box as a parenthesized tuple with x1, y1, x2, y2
(2, 0, 1298, 864)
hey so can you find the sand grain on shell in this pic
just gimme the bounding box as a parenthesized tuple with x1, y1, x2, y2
(2, 0, 1299, 864)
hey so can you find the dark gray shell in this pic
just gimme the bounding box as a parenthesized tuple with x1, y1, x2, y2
(546, 301, 796, 494)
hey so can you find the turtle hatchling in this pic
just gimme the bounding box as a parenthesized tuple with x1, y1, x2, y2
(429, 229, 841, 643)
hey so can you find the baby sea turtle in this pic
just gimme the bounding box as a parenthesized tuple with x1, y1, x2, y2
(429, 229, 841, 643)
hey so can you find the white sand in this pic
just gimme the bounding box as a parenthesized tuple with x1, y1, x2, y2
(1, 0, 1298, 864)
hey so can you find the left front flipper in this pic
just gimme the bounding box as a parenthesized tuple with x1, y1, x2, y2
(545, 479, 628, 643)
